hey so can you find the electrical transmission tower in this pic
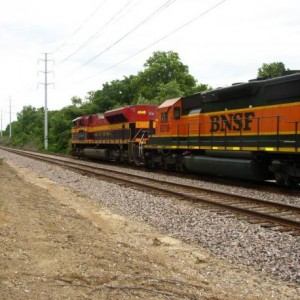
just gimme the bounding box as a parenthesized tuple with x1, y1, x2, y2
(38, 53, 54, 150)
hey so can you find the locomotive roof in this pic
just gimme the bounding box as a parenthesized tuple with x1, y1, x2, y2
(180, 72, 300, 114)
(72, 115, 89, 122)
(158, 98, 181, 109)
(201, 72, 300, 103)
(105, 104, 157, 116)
(104, 104, 157, 124)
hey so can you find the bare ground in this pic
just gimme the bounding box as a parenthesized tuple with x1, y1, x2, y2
(0, 159, 299, 299)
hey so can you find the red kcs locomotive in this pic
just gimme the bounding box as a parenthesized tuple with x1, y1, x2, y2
(71, 104, 157, 164)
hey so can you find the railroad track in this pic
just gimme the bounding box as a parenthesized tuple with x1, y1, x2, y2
(1, 146, 300, 235)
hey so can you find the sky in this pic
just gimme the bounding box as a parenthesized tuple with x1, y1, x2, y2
(0, 0, 299, 130)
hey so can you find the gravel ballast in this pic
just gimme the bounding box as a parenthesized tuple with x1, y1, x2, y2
(1, 149, 299, 286)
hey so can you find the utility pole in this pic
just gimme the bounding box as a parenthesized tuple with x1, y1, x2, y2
(38, 53, 54, 150)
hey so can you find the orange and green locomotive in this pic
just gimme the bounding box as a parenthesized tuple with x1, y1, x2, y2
(72, 72, 300, 186)
(144, 72, 300, 186)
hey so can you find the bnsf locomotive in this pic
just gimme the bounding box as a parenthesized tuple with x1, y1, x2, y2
(72, 72, 300, 186)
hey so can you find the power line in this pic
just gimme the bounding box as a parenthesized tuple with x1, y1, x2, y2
(54, 0, 107, 53)
(68, 0, 177, 75)
(59, 0, 136, 64)
(77, 0, 227, 83)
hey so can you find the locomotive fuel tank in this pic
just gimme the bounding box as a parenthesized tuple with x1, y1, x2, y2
(183, 155, 272, 181)
(83, 149, 109, 161)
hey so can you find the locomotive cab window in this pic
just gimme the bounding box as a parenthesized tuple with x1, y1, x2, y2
(173, 107, 181, 120)
(78, 130, 85, 140)
(161, 112, 168, 122)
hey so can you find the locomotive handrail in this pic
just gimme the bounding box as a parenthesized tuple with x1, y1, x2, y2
(286, 120, 300, 151)
(256, 117, 260, 150)
(175, 114, 299, 152)
(296, 121, 299, 152)
(174, 113, 300, 153)
(276, 115, 280, 151)
(131, 128, 143, 141)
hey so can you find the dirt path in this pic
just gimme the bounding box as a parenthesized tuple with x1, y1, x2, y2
(0, 160, 299, 299)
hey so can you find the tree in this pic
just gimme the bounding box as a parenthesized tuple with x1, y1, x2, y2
(86, 51, 208, 108)
(132, 51, 197, 100)
(154, 80, 184, 104)
(48, 105, 88, 153)
(257, 62, 288, 78)
(10, 106, 44, 149)
(135, 94, 149, 105)
(191, 83, 210, 93)
(86, 75, 137, 112)
(71, 96, 82, 107)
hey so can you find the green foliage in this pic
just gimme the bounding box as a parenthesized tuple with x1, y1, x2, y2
(85, 89, 117, 112)
(85, 51, 203, 108)
(153, 80, 184, 104)
(48, 105, 89, 153)
(71, 96, 82, 107)
(191, 83, 211, 93)
(10, 106, 44, 149)
(86, 75, 137, 112)
(132, 51, 196, 100)
(5, 102, 88, 153)
(135, 94, 150, 105)
(257, 62, 288, 78)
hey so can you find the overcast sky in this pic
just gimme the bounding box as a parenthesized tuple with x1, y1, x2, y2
(0, 0, 299, 129)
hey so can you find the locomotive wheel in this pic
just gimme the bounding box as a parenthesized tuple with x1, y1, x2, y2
(145, 156, 154, 169)
(289, 180, 299, 188)
(275, 171, 288, 186)
(275, 171, 299, 187)
(175, 160, 184, 172)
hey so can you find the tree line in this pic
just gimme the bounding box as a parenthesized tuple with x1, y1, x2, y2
(0, 51, 288, 153)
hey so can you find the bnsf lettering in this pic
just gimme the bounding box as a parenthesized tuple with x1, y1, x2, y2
(210, 112, 255, 133)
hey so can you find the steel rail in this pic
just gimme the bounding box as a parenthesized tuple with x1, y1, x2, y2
(1, 146, 300, 232)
